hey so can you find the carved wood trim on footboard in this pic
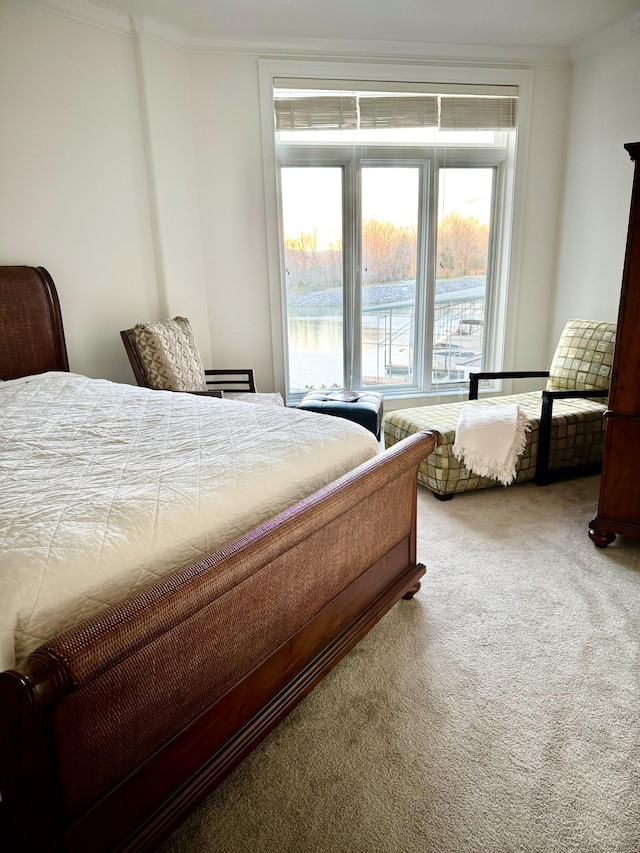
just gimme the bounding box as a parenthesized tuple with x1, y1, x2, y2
(0, 430, 440, 853)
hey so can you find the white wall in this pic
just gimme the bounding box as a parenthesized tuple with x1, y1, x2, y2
(1, 0, 608, 398)
(134, 32, 213, 365)
(553, 30, 640, 346)
(0, 1, 159, 381)
(189, 53, 276, 391)
(508, 65, 571, 370)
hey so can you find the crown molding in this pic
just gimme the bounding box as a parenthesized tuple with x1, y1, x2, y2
(570, 11, 640, 62)
(128, 12, 189, 47)
(20, 0, 131, 35)
(183, 33, 571, 67)
(18, 0, 576, 66)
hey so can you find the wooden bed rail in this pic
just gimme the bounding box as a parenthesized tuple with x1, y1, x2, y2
(0, 430, 440, 853)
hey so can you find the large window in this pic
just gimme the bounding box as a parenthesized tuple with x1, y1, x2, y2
(272, 80, 518, 402)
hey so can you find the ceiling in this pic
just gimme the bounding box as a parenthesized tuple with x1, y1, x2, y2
(88, 0, 640, 49)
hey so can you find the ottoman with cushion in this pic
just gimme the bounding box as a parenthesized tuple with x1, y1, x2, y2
(298, 391, 384, 438)
(383, 318, 616, 499)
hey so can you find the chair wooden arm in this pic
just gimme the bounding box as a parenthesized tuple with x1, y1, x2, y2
(187, 390, 223, 398)
(203, 369, 256, 393)
(468, 370, 550, 400)
(535, 387, 609, 484)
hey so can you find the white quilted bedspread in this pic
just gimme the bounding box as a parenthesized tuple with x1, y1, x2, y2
(0, 372, 379, 671)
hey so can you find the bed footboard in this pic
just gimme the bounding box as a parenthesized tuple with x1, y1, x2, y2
(0, 430, 439, 853)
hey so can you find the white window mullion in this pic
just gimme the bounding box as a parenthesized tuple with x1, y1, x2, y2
(483, 162, 508, 376)
(275, 162, 293, 398)
(424, 157, 440, 393)
(413, 160, 431, 393)
(343, 156, 358, 391)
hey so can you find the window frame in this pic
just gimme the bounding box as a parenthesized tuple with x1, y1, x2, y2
(259, 59, 533, 406)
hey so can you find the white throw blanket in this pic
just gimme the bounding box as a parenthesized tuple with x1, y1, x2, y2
(452, 403, 530, 486)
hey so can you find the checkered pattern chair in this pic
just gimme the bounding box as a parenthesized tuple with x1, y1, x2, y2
(383, 319, 616, 499)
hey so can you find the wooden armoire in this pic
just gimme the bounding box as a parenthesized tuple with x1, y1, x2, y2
(589, 141, 640, 547)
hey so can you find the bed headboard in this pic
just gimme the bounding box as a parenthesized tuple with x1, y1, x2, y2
(0, 265, 69, 381)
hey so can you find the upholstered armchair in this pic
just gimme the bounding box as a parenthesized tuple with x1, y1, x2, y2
(121, 317, 283, 406)
(383, 319, 616, 499)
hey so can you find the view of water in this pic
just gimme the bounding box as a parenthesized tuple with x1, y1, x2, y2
(286, 279, 486, 393)
(288, 308, 413, 391)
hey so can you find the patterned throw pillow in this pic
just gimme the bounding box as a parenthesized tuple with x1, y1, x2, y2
(546, 319, 616, 392)
(131, 317, 207, 392)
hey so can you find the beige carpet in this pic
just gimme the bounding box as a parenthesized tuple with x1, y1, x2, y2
(159, 476, 640, 853)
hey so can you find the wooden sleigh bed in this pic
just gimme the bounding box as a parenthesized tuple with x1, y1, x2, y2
(0, 266, 440, 853)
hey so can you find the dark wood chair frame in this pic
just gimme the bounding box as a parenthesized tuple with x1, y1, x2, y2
(120, 328, 258, 399)
(469, 370, 609, 486)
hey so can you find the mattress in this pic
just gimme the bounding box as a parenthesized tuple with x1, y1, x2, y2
(0, 373, 379, 671)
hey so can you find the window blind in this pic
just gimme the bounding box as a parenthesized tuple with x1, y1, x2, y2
(358, 96, 438, 129)
(274, 91, 517, 132)
(274, 95, 358, 131)
(439, 96, 516, 130)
